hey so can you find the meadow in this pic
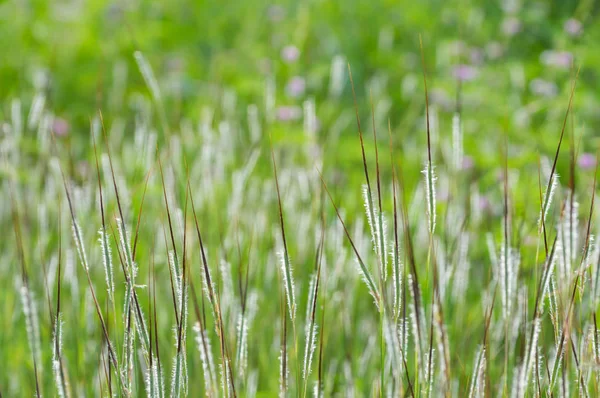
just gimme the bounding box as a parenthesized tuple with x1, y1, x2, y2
(2, 0, 600, 396)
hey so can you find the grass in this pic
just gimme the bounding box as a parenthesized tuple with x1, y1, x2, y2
(3, 1, 600, 396)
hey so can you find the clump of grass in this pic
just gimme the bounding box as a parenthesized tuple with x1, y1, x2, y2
(6, 45, 600, 398)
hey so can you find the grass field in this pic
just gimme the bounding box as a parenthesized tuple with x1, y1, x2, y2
(2, 0, 600, 396)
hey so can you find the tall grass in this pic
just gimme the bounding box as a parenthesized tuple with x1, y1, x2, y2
(4, 48, 600, 398)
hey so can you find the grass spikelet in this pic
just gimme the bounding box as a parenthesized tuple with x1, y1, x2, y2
(270, 137, 297, 321)
(92, 130, 115, 301)
(10, 185, 43, 398)
(58, 155, 127, 395)
(302, 219, 325, 395)
(318, 169, 380, 308)
(452, 112, 463, 171)
(419, 35, 436, 237)
(388, 120, 403, 320)
(468, 346, 486, 398)
(134, 51, 170, 136)
(279, 296, 289, 398)
(52, 213, 68, 398)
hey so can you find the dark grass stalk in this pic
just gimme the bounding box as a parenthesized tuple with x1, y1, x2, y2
(537, 157, 549, 256)
(161, 223, 180, 327)
(431, 247, 451, 395)
(368, 91, 387, 398)
(302, 215, 325, 397)
(388, 132, 415, 396)
(370, 91, 386, 285)
(52, 209, 68, 398)
(347, 64, 377, 246)
(316, 306, 325, 398)
(500, 137, 511, 397)
(100, 112, 151, 359)
(10, 189, 41, 398)
(547, 173, 595, 393)
(92, 127, 114, 301)
(269, 135, 297, 323)
(419, 35, 436, 243)
(468, 285, 496, 398)
(549, 274, 582, 393)
(190, 280, 216, 397)
(425, 294, 435, 398)
(100, 333, 110, 397)
(270, 135, 300, 393)
(188, 184, 236, 397)
(317, 169, 380, 305)
(109, 220, 142, 389)
(148, 259, 155, 398)
(132, 168, 153, 263)
(234, 226, 252, 383)
(539, 67, 580, 248)
(58, 161, 127, 395)
(172, 186, 189, 397)
(39, 246, 53, 330)
(395, 149, 426, 377)
(388, 120, 402, 321)
(153, 258, 164, 398)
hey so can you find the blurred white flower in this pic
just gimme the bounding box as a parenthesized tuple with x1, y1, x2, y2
(540, 50, 573, 69)
(529, 78, 558, 97)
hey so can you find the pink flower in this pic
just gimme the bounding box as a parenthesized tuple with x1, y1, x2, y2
(564, 18, 583, 37)
(540, 50, 573, 69)
(276, 106, 302, 122)
(52, 117, 70, 137)
(502, 17, 521, 36)
(462, 156, 474, 170)
(285, 76, 306, 98)
(478, 196, 491, 212)
(578, 153, 596, 170)
(452, 64, 479, 82)
(281, 45, 300, 63)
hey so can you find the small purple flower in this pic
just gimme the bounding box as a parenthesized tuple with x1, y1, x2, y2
(462, 156, 474, 170)
(529, 78, 558, 98)
(578, 153, 596, 170)
(281, 45, 300, 63)
(564, 18, 583, 37)
(540, 50, 573, 69)
(478, 196, 491, 212)
(52, 117, 70, 137)
(452, 64, 479, 82)
(276, 105, 302, 122)
(285, 76, 306, 98)
(502, 17, 522, 36)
